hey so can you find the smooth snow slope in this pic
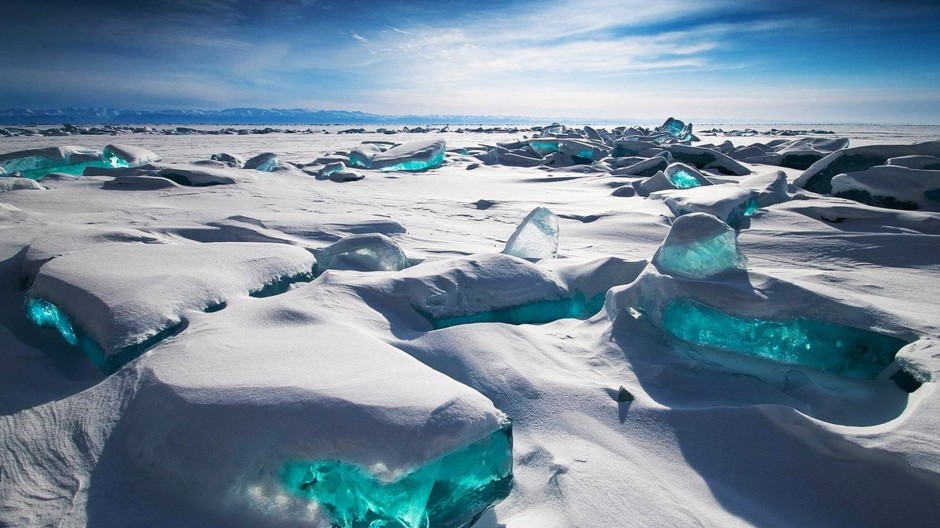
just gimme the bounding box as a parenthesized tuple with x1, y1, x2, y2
(1, 127, 940, 527)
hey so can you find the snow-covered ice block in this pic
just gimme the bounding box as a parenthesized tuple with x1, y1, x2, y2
(503, 207, 560, 260)
(886, 155, 940, 170)
(652, 213, 747, 279)
(661, 297, 908, 380)
(347, 143, 383, 169)
(0, 177, 43, 192)
(103, 144, 160, 166)
(313, 233, 409, 272)
(652, 185, 758, 228)
(26, 242, 315, 370)
(666, 144, 750, 176)
(371, 139, 446, 172)
(664, 162, 714, 189)
(738, 170, 789, 207)
(210, 152, 245, 167)
(244, 152, 279, 172)
(157, 164, 253, 186)
(795, 140, 940, 194)
(0, 146, 107, 179)
(610, 156, 668, 177)
(831, 166, 940, 211)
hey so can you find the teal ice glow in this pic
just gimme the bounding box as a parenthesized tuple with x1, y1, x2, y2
(378, 150, 445, 172)
(661, 299, 908, 379)
(429, 294, 604, 329)
(3, 151, 132, 180)
(743, 198, 760, 217)
(282, 420, 512, 528)
(25, 297, 182, 374)
(668, 169, 701, 189)
(654, 229, 746, 279)
(25, 298, 77, 345)
(528, 141, 561, 157)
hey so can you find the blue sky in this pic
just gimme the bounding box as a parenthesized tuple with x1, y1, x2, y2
(1, 0, 938, 123)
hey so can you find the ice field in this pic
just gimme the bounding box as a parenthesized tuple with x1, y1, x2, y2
(2, 120, 940, 527)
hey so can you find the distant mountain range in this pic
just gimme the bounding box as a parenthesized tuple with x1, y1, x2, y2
(0, 107, 546, 126)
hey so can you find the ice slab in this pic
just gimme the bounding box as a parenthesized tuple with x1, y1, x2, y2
(667, 145, 750, 176)
(795, 140, 940, 194)
(831, 166, 940, 211)
(314, 234, 409, 273)
(0, 146, 111, 179)
(658, 117, 693, 141)
(0, 177, 43, 192)
(737, 170, 789, 208)
(371, 140, 446, 172)
(26, 242, 315, 368)
(664, 163, 713, 189)
(886, 155, 940, 170)
(653, 185, 758, 228)
(244, 152, 279, 172)
(347, 143, 383, 169)
(103, 144, 160, 166)
(283, 420, 512, 528)
(662, 298, 908, 380)
(503, 207, 560, 260)
(610, 157, 668, 177)
(652, 213, 747, 279)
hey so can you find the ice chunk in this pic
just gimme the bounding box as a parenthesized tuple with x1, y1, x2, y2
(738, 170, 789, 208)
(527, 139, 561, 157)
(611, 157, 668, 177)
(283, 420, 512, 528)
(0, 146, 110, 179)
(794, 140, 940, 194)
(652, 213, 747, 279)
(662, 298, 908, 379)
(244, 152, 279, 172)
(667, 145, 750, 176)
(371, 140, 446, 172)
(0, 177, 43, 192)
(503, 207, 559, 260)
(347, 143, 383, 169)
(26, 242, 316, 370)
(658, 117, 693, 141)
(210, 153, 245, 167)
(103, 144, 160, 166)
(653, 186, 759, 228)
(886, 155, 940, 170)
(664, 163, 713, 189)
(157, 165, 249, 186)
(314, 234, 409, 272)
(831, 166, 940, 211)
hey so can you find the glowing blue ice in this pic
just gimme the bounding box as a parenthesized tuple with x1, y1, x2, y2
(282, 420, 513, 528)
(429, 293, 604, 329)
(662, 298, 908, 379)
(25, 298, 77, 346)
(528, 140, 561, 157)
(669, 169, 701, 189)
(653, 213, 747, 279)
(378, 150, 445, 172)
(244, 152, 279, 172)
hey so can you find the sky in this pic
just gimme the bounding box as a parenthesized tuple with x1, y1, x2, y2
(0, 0, 938, 123)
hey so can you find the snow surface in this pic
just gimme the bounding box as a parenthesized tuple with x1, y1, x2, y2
(2, 125, 940, 527)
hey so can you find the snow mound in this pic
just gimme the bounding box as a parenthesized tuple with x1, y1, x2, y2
(0, 177, 43, 192)
(653, 185, 758, 228)
(831, 166, 940, 211)
(795, 140, 940, 194)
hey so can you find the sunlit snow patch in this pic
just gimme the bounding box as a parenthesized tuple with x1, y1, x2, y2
(282, 420, 512, 528)
(503, 207, 559, 260)
(661, 298, 908, 380)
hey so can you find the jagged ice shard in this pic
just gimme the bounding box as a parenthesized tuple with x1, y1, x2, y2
(282, 420, 513, 528)
(502, 207, 559, 259)
(652, 213, 747, 279)
(662, 299, 908, 379)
